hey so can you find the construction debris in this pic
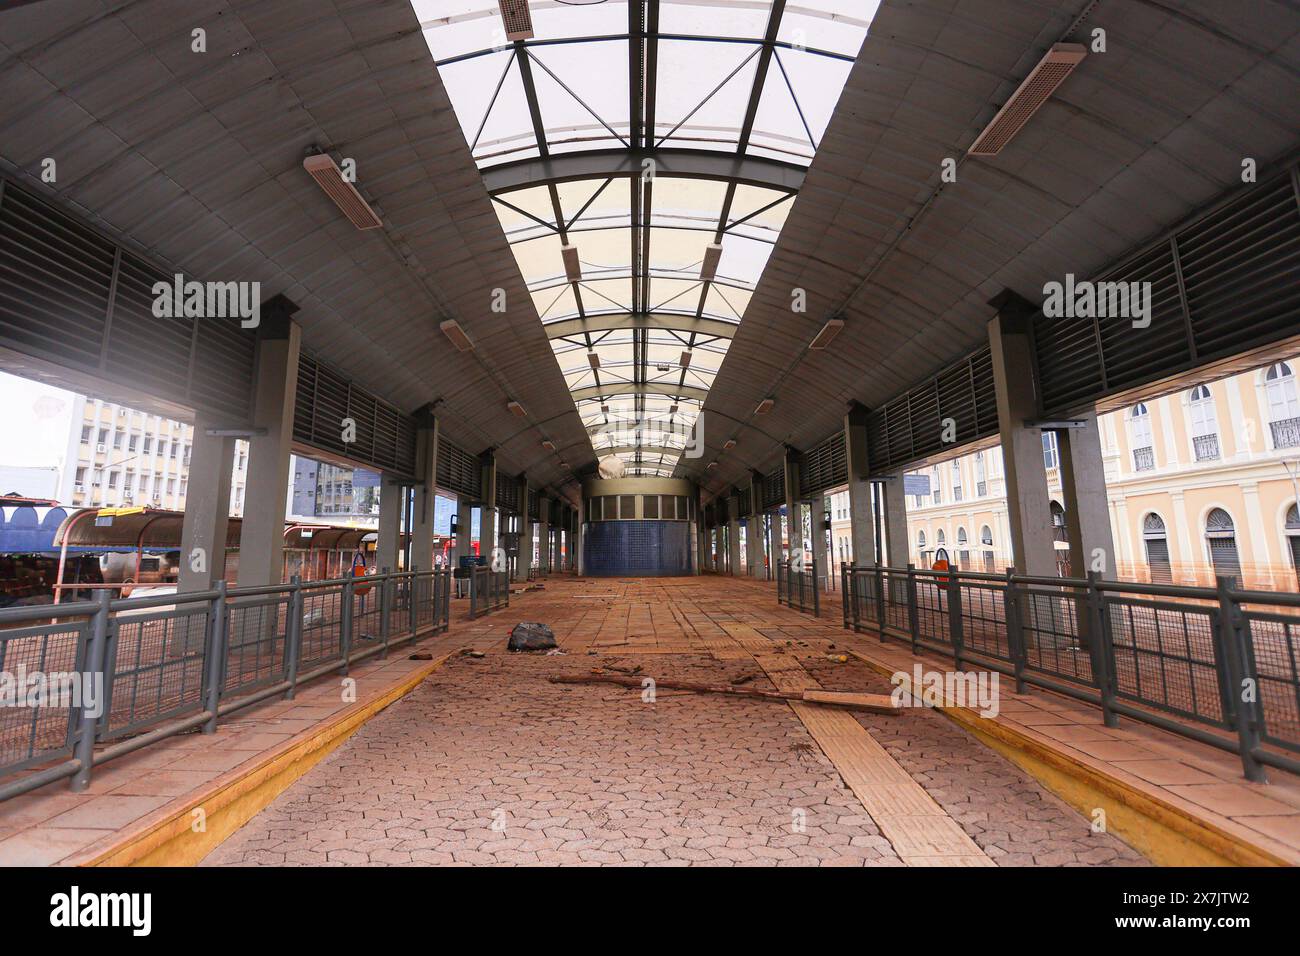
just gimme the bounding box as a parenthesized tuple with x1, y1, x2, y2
(549, 673, 899, 714)
(409, 652, 433, 661)
(509, 621, 557, 651)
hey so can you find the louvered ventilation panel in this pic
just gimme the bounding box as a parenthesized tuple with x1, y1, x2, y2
(497, 0, 534, 41)
(969, 44, 1087, 156)
(292, 354, 417, 478)
(496, 472, 519, 513)
(436, 440, 482, 500)
(799, 432, 847, 498)
(528, 488, 539, 521)
(761, 468, 785, 511)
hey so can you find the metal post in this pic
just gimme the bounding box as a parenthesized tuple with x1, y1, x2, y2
(379, 568, 392, 658)
(71, 590, 111, 792)
(1004, 568, 1027, 694)
(811, 556, 820, 618)
(948, 565, 964, 670)
(875, 565, 886, 634)
(284, 575, 303, 700)
(906, 563, 920, 654)
(470, 566, 479, 619)
(202, 581, 227, 734)
(1214, 576, 1266, 783)
(340, 577, 355, 674)
(409, 566, 420, 637)
(1084, 571, 1118, 728)
(841, 563, 851, 629)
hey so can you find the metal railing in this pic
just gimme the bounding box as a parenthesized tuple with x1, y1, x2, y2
(0, 567, 451, 802)
(468, 565, 510, 619)
(776, 557, 820, 617)
(840, 562, 1300, 782)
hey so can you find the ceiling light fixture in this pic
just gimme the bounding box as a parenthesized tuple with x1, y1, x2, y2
(440, 319, 474, 352)
(541, 440, 555, 451)
(755, 398, 775, 415)
(968, 43, 1087, 156)
(302, 153, 383, 231)
(561, 243, 582, 283)
(680, 351, 692, 369)
(496, 1, 534, 41)
(808, 317, 845, 350)
(507, 400, 527, 417)
(723, 439, 736, 450)
(700, 242, 723, 281)
(587, 351, 600, 369)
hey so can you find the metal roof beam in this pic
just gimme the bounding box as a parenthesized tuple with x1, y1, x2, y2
(571, 383, 709, 403)
(482, 148, 804, 196)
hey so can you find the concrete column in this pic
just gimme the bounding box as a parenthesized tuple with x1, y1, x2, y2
(845, 402, 877, 566)
(576, 497, 585, 576)
(1056, 412, 1117, 579)
(514, 476, 531, 582)
(479, 452, 497, 567)
(747, 473, 766, 578)
(881, 474, 910, 568)
(537, 496, 550, 572)
(726, 492, 741, 575)
(410, 406, 438, 571)
(988, 291, 1056, 576)
(376, 477, 403, 572)
(238, 300, 301, 587)
(179, 411, 235, 591)
(810, 492, 829, 588)
(782, 447, 803, 563)
(455, 498, 473, 563)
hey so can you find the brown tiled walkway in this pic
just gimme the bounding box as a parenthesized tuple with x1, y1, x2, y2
(204, 576, 1146, 867)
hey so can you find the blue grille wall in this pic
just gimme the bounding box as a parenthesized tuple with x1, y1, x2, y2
(583, 521, 692, 577)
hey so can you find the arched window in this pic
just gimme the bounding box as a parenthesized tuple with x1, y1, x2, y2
(936, 529, 946, 546)
(1049, 501, 1067, 542)
(980, 525, 994, 572)
(1286, 503, 1300, 589)
(956, 527, 969, 567)
(1189, 385, 1220, 461)
(1129, 403, 1154, 471)
(1142, 513, 1172, 583)
(1205, 508, 1240, 578)
(917, 529, 927, 566)
(951, 459, 963, 502)
(1265, 362, 1300, 449)
(974, 451, 987, 496)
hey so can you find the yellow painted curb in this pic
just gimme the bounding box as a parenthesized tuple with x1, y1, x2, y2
(77, 648, 462, 867)
(846, 647, 1294, 867)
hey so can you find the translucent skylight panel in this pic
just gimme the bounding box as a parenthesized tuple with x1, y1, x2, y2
(648, 227, 715, 276)
(558, 180, 628, 229)
(436, 52, 527, 154)
(529, 42, 630, 153)
(513, 233, 565, 285)
(654, 40, 758, 149)
(532, 283, 578, 319)
(650, 178, 727, 227)
(414, 1, 504, 61)
(572, 227, 633, 275)
(577, 277, 635, 312)
(762, 48, 858, 147)
(658, 0, 773, 39)
(778, 1, 877, 58)
(494, 185, 557, 228)
(704, 284, 750, 319)
(647, 277, 706, 313)
(716, 234, 774, 285)
(529, 0, 629, 42)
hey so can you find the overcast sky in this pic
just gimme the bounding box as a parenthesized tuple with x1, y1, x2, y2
(0, 370, 76, 470)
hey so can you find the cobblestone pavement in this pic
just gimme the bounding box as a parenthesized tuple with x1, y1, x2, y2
(206, 594, 1147, 866)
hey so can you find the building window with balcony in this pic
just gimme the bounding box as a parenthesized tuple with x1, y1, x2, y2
(974, 451, 987, 497)
(1129, 403, 1155, 471)
(1142, 513, 1173, 583)
(956, 527, 969, 566)
(1265, 362, 1300, 449)
(142, 437, 153, 455)
(1050, 501, 1068, 542)
(1287, 504, 1300, 589)
(952, 460, 962, 502)
(80, 425, 91, 443)
(916, 530, 927, 565)
(980, 525, 994, 572)
(1042, 431, 1059, 471)
(1188, 384, 1220, 461)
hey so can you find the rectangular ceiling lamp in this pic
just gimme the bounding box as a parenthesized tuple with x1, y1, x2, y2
(507, 400, 527, 417)
(302, 154, 383, 230)
(587, 351, 600, 369)
(669, 404, 679, 414)
(497, 1, 534, 41)
(561, 243, 582, 282)
(440, 319, 474, 352)
(755, 397, 774, 415)
(723, 439, 736, 450)
(541, 440, 555, 451)
(700, 242, 723, 281)
(808, 317, 844, 350)
(968, 43, 1087, 156)
(679, 350, 692, 369)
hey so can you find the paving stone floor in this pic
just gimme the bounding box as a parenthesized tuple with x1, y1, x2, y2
(205, 577, 1146, 867)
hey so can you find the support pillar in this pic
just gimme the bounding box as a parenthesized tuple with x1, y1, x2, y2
(988, 291, 1057, 576)
(238, 299, 300, 587)
(1056, 412, 1116, 579)
(783, 447, 803, 564)
(514, 476, 531, 582)
(455, 498, 473, 564)
(845, 402, 877, 566)
(410, 406, 438, 571)
(882, 474, 910, 568)
(810, 492, 829, 588)
(537, 496, 550, 573)
(576, 497, 585, 576)
(748, 473, 766, 578)
(376, 477, 403, 571)
(727, 491, 742, 575)
(479, 451, 497, 568)
(179, 411, 235, 591)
